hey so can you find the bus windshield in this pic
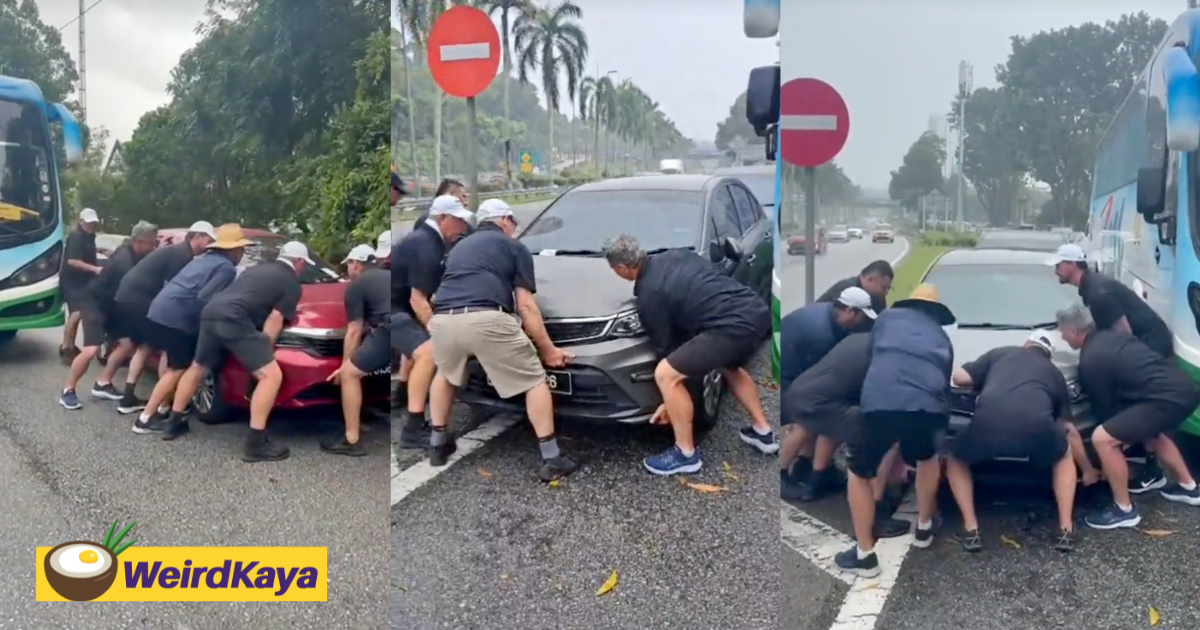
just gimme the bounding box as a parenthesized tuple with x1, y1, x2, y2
(0, 99, 55, 235)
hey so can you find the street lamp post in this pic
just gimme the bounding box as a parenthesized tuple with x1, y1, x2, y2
(396, 7, 421, 191)
(956, 61, 973, 233)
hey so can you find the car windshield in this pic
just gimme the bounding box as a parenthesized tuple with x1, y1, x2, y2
(976, 233, 1065, 252)
(241, 236, 341, 284)
(923, 263, 1078, 327)
(519, 190, 702, 253)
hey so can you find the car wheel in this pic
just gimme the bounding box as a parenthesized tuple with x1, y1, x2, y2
(194, 369, 235, 424)
(688, 369, 725, 433)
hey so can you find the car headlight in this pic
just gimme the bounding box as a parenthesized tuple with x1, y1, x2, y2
(0, 242, 61, 291)
(609, 311, 644, 338)
(1066, 380, 1084, 402)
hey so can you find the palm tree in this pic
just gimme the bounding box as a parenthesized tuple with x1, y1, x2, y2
(512, 1, 588, 187)
(474, 0, 533, 186)
(580, 74, 614, 175)
(400, 0, 460, 185)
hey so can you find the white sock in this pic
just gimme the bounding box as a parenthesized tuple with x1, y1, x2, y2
(856, 546, 873, 559)
(1180, 480, 1197, 491)
(138, 412, 152, 422)
(678, 446, 695, 457)
(752, 424, 772, 436)
(1116, 503, 1133, 512)
(917, 519, 933, 530)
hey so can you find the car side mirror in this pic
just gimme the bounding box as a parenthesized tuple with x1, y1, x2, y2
(722, 236, 743, 261)
(708, 240, 725, 263)
(1136, 166, 1165, 219)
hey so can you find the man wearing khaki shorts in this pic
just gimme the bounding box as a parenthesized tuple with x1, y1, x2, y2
(426, 199, 578, 482)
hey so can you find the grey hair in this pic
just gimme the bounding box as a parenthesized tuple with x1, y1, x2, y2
(604, 234, 645, 268)
(131, 220, 158, 240)
(1056, 303, 1095, 332)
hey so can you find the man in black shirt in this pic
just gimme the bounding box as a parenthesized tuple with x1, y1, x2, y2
(391, 171, 412, 206)
(59, 221, 158, 411)
(817, 259, 893, 316)
(947, 332, 1078, 552)
(108, 221, 215, 414)
(1050, 243, 1175, 492)
(606, 234, 776, 476)
(164, 241, 307, 461)
(59, 207, 102, 359)
(426, 199, 578, 481)
(1057, 304, 1200, 531)
(322, 244, 390, 457)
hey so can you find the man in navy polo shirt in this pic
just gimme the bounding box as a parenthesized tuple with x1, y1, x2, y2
(391, 195, 473, 448)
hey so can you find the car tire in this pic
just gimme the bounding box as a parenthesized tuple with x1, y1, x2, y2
(688, 369, 726, 434)
(194, 368, 236, 425)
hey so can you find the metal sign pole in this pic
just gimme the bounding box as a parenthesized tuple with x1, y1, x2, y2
(466, 97, 480, 211)
(804, 166, 816, 304)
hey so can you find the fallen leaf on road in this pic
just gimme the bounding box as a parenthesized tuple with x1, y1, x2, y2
(1000, 535, 1021, 549)
(1149, 606, 1161, 626)
(548, 480, 561, 488)
(858, 582, 881, 591)
(267, 477, 278, 484)
(477, 468, 493, 478)
(684, 482, 727, 493)
(500, 574, 509, 580)
(596, 570, 618, 596)
(724, 473, 740, 482)
(1139, 529, 1176, 537)
(723, 461, 732, 472)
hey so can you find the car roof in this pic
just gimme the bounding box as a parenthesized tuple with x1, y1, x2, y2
(570, 174, 715, 192)
(712, 166, 774, 176)
(934, 248, 1054, 266)
(978, 229, 1064, 241)
(157, 227, 281, 239)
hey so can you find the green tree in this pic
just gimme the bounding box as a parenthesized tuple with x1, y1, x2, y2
(947, 87, 1025, 226)
(0, 0, 78, 104)
(473, 0, 534, 182)
(888, 131, 945, 212)
(714, 91, 760, 151)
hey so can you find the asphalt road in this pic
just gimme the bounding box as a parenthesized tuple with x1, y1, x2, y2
(1, 326, 390, 629)
(391, 203, 778, 630)
(780, 237, 908, 313)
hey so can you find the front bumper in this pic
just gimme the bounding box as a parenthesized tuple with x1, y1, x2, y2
(0, 282, 64, 330)
(944, 391, 1095, 461)
(458, 336, 663, 423)
(219, 346, 390, 410)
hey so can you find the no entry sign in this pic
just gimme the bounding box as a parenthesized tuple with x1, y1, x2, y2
(427, 6, 501, 99)
(780, 78, 850, 168)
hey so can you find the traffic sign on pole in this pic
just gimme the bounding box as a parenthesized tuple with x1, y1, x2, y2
(518, 150, 534, 175)
(779, 78, 850, 168)
(427, 6, 501, 99)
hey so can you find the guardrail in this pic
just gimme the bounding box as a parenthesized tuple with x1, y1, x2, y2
(396, 186, 564, 211)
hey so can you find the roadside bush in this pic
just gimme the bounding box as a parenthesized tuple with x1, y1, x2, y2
(919, 230, 978, 247)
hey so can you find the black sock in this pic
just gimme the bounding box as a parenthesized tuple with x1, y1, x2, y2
(404, 410, 425, 430)
(246, 427, 266, 442)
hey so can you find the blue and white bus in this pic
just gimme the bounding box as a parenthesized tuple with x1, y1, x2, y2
(1088, 9, 1200, 435)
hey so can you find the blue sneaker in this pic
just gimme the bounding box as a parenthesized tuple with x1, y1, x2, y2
(643, 445, 703, 476)
(59, 389, 82, 410)
(738, 426, 780, 454)
(1084, 502, 1141, 530)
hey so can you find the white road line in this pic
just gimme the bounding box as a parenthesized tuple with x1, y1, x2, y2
(780, 114, 839, 131)
(391, 414, 522, 505)
(439, 43, 491, 62)
(890, 237, 910, 268)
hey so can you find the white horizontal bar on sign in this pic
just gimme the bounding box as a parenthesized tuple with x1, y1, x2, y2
(780, 114, 838, 131)
(440, 42, 491, 62)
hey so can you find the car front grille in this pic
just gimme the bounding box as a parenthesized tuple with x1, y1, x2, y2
(277, 336, 343, 357)
(544, 320, 610, 345)
(951, 390, 976, 416)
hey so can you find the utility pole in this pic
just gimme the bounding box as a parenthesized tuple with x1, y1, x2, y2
(956, 61, 972, 233)
(78, 0, 87, 125)
(395, 7, 420, 190)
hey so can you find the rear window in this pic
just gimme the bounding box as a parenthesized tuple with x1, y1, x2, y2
(520, 190, 703, 252)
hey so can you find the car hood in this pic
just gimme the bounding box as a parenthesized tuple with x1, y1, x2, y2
(531, 255, 636, 318)
(291, 282, 349, 329)
(945, 326, 1080, 381)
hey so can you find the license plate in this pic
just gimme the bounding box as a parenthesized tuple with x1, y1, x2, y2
(487, 370, 572, 395)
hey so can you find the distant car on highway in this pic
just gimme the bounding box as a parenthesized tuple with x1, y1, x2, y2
(975, 229, 1066, 252)
(920, 248, 1094, 457)
(871, 224, 895, 243)
(460, 174, 775, 431)
(787, 227, 826, 255)
(848, 227, 864, 239)
(828, 225, 850, 242)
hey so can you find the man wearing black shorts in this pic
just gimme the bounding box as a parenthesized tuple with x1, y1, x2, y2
(946, 331, 1078, 552)
(817, 259, 893, 316)
(134, 224, 245, 435)
(835, 284, 956, 578)
(782, 332, 909, 539)
(322, 244, 390, 457)
(109, 221, 215, 415)
(605, 234, 776, 476)
(391, 195, 473, 448)
(59, 221, 158, 411)
(60, 207, 101, 359)
(1057, 304, 1200, 530)
(164, 241, 307, 462)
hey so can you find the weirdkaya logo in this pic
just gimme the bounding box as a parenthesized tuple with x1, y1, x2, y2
(37, 520, 327, 602)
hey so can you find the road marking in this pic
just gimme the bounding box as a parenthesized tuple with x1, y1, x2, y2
(391, 414, 522, 506)
(439, 43, 491, 62)
(780, 114, 838, 131)
(891, 237, 910, 268)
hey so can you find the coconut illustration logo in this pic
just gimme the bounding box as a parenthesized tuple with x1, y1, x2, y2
(44, 520, 136, 601)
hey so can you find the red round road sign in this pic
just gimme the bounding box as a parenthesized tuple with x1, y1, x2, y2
(780, 78, 850, 168)
(427, 6, 501, 99)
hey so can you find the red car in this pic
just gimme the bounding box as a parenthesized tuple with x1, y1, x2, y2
(787, 227, 826, 255)
(151, 228, 390, 423)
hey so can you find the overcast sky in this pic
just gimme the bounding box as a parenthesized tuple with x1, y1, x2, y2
(37, 0, 206, 144)
(392, 0, 776, 144)
(786, 1, 1191, 190)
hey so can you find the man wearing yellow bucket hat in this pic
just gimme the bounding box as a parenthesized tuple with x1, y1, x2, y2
(836, 283, 956, 578)
(135, 224, 249, 435)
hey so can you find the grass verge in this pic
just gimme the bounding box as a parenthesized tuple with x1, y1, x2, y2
(888, 244, 948, 305)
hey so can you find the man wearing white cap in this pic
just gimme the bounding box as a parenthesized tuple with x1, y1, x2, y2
(946, 330, 1079, 552)
(107, 221, 216, 414)
(162, 240, 309, 462)
(59, 207, 102, 359)
(321, 244, 389, 456)
(376, 230, 391, 269)
(1050, 241, 1174, 493)
(391, 195, 473, 449)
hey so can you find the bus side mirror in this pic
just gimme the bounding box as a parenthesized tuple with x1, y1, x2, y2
(1136, 166, 1166, 219)
(1164, 45, 1200, 152)
(48, 103, 83, 164)
(746, 65, 780, 138)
